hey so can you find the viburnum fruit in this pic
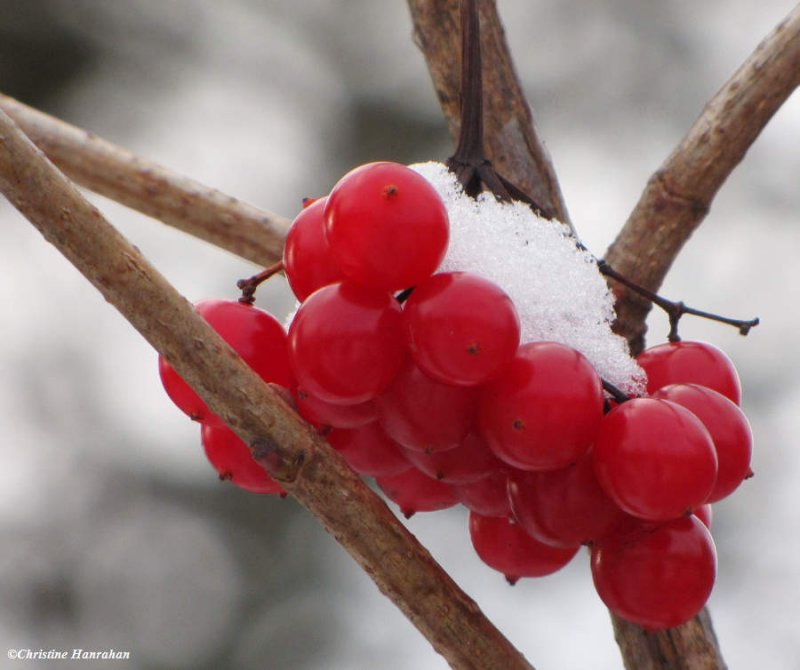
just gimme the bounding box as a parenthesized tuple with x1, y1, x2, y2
(590, 515, 717, 630)
(403, 271, 520, 386)
(508, 450, 627, 548)
(288, 281, 405, 404)
(295, 389, 377, 430)
(593, 398, 718, 521)
(637, 340, 742, 404)
(452, 469, 513, 518)
(478, 341, 604, 471)
(400, 432, 502, 485)
(468, 512, 579, 584)
(375, 358, 479, 452)
(325, 423, 410, 478)
(282, 196, 345, 301)
(324, 161, 449, 291)
(158, 299, 294, 423)
(201, 423, 285, 495)
(653, 383, 753, 503)
(376, 467, 458, 518)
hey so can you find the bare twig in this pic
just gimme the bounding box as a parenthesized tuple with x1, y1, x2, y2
(407, 0, 571, 225)
(0, 93, 288, 267)
(0, 106, 533, 670)
(604, 4, 800, 353)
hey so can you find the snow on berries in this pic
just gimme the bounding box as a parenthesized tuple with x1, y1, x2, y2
(157, 159, 755, 633)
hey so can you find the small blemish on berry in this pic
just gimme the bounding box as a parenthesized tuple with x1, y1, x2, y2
(383, 184, 399, 198)
(466, 342, 480, 356)
(512, 419, 525, 431)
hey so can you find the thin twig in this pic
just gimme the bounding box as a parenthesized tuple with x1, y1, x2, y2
(604, 4, 800, 354)
(407, 0, 572, 226)
(0, 93, 289, 267)
(0, 106, 533, 670)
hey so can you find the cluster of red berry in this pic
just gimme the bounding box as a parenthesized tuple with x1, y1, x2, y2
(158, 161, 753, 632)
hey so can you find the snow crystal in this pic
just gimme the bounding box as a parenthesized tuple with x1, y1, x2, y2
(410, 161, 645, 395)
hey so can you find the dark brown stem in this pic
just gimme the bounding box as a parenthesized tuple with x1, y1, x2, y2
(409, 0, 571, 225)
(445, 0, 552, 219)
(237, 260, 284, 304)
(597, 260, 759, 342)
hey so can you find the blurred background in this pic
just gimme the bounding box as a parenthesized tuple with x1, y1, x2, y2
(1, 0, 798, 668)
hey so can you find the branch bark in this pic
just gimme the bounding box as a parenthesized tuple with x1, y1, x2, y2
(407, 0, 571, 225)
(604, 4, 800, 354)
(0, 107, 533, 670)
(0, 93, 288, 267)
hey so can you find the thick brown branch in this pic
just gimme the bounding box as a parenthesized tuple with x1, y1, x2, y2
(0, 93, 288, 267)
(605, 4, 800, 353)
(611, 610, 726, 670)
(407, 0, 571, 225)
(0, 106, 533, 670)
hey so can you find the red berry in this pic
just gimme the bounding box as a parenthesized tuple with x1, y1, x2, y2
(159, 300, 294, 423)
(403, 272, 520, 386)
(288, 281, 406, 404)
(468, 512, 579, 584)
(296, 389, 376, 430)
(326, 423, 410, 478)
(593, 398, 718, 521)
(283, 197, 345, 301)
(201, 423, 285, 495)
(375, 358, 479, 452)
(400, 432, 502, 485)
(591, 515, 717, 630)
(452, 469, 513, 518)
(376, 467, 458, 518)
(693, 504, 713, 530)
(637, 340, 742, 404)
(478, 342, 604, 471)
(653, 383, 753, 503)
(324, 162, 449, 291)
(508, 450, 627, 548)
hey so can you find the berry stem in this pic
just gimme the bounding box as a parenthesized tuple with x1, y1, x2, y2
(596, 260, 759, 341)
(237, 260, 284, 304)
(445, 0, 552, 218)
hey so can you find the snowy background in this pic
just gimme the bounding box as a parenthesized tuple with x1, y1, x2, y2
(1, 1, 798, 668)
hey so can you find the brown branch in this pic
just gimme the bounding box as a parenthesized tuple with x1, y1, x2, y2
(611, 609, 726, 670)
(604, 4, 800, 354)
(0, 107, 534, 670)
(0, 93, 288, 267)
(407, 0, 571, 226)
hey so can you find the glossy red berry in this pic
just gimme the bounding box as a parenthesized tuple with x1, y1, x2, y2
(326, 423, 410, 478)
(593, 398, 718, 521)
(376, 358, 479, 452)
(376, 467, 458, 518)
(283, 196, 345, 301)
(324, 162, 449, 291)
(653, 383, 753, 503)
(400, 432, 502, 485)
(508, 450, 627, 548)
(469, 512, 579, 584)
(288, 281, 406, 404)
(637, 340, 742, 404)
(591, 515, 717, 630)
(452, 469, 513, 518)
(478, 341, 604, 471)
(201, 423, 285, 495)
(403, 272, 520, 386)
(296, 389, 376, 430)
(158, 300, 294, 423)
